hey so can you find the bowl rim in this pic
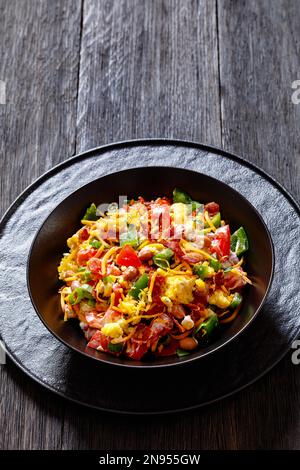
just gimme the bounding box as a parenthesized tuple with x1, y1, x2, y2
(27, 164, 275, 369)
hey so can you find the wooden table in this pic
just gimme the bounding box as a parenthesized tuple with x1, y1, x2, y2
(0, 0, 299, 450)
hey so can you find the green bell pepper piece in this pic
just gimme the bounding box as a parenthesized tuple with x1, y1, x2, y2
(153, 248, 174, 269)
(230, 292, 242, 309)
(153, 258, 170, 269)
(204, 212, 221, 229)
(193, 263, 214, 279)
(89, 238, 101, 249)
(210, 257, 222, 272)
(173, 188, 202, 213)
(69, 284, 94, 305)
(129, 274, 149, 300)
(108, 342, 123, 353)
(230, 227, 249, 256)
(211, 212, 221, 228)
(120, 225, 139, 249)
(176, 348, 191, 357)
(195, 313, 219, 344)
(173, 188, 192, 204)
(79, 269, 92, 282)
(82, 203, 98, 221)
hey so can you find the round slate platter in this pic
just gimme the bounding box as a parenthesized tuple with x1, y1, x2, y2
(0, 139, 299, 414)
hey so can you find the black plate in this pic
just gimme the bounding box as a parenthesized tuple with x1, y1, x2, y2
(0, 139, 299, 414)
(27, 167, 274, 368)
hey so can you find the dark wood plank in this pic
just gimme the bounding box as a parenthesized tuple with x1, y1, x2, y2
(60, 353, 300, 450)
(215, 0, 300, 449)
(75, 0, 221, 152)
(0, 0, 83, 216)
(0, 0, 83, 450)
(217, 0, 300, 202)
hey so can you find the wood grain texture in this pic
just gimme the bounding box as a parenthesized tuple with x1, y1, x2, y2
(217, 0, 300, 202)
(0, 0, 82, 450)
(0, 0, 300, 451)
(0, 0, 83, 216)
(75, 0, 221, 152)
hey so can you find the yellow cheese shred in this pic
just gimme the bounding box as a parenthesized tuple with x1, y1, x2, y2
(148, 271, 158, 303)
(204, 211, 216, 232)
(180, 239, 213, 260)
(109, 292, 116, 309)
(101, 246, 119, 275)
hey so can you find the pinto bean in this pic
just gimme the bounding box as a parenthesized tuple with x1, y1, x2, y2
(123, 266, 139, 281)
(182, 253, 204, 263)
(138, 246, 154, 262)
(106, 264, 122, 276)
(179, 337, 198, 350)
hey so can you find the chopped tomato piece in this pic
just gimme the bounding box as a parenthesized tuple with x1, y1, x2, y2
(210, 225, 230, 258)
(116, 245, 141, 268)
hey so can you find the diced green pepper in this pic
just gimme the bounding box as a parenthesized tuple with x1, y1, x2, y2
(129, 274, 149, 299)
(230, 292, 242, 309)
(119, 225, 139, 249)
(103, 276, 113, 283)
(153, 258, 170, 269)
(230, 227, 249, 256)
(153, 248, 174, 269)
(211, 212, 221, 228)
(89, 238, 101, 249)
(79, 269, 92, 282)
(69, 284, 94, 305)
(82, 203, 98, 221)
(193, 263, 214, 279)
(195, 313, 219, 344)
(210, 257, 222, 272)
(173, 188, 202, 213)
(173, 188, 192, 204)
(108, 342, 123, 353)
(191, 201, 203, 213)
(176, 348, 191, 357)
(204, 212, 221, 229)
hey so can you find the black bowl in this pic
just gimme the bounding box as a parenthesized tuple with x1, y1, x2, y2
(27, 167, 274, 368)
